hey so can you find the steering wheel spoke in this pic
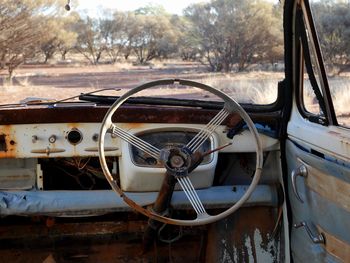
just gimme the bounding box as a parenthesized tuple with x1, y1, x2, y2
(185, 107, 230, 153)
(177, 176, 208, 217)
(109, 123, 161, 160)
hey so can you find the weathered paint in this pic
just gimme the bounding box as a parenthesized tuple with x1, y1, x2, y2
(287, 140, 350, 262)
(123, 123, 145, 130)
(0, 123, 122, 159)
(0, 218, 204, 262)
(317, 225, 350, 262)
(0, 105, 280, 128)
(205, 207, 281, 263)
(0, 185, 278, 216)
(0, 125, 16, 158)
(0, 123, 278, 159)
(301, 160, 350, 212)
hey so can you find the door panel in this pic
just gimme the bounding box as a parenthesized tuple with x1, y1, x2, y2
(286, 0, 350, 261)
(286, 138, 350, 262)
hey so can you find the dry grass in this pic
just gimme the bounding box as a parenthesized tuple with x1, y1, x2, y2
(200, 72, 282, 104)
(304, 77, 350, 126)
(0, 63, 348, 126)
(329, 78, 350, 116)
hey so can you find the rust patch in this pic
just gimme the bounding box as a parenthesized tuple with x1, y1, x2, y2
(123, 123, 145, 130)
(0, 134, 6, 152)
(0, 105, 281, 128)
(0, 125, 16, 158)
(206, 207, 280, 262)
(0, 219, 204, 262)
(68, 123, 79, 129)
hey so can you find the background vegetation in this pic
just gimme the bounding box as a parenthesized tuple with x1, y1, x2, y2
(0, 0, 349, 78)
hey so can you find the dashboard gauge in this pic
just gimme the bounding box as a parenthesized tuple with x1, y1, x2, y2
(130, 131, 213, 167)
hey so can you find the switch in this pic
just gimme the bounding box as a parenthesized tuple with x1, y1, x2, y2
(49, 135, 57, 143)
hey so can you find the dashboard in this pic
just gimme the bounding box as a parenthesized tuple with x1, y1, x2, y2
(0, 105, 280, 192)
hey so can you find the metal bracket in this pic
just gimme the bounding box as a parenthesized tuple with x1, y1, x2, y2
(291, 164, 308, 203)
(36, 163, 43, 190)
(294, 221, 325, 244)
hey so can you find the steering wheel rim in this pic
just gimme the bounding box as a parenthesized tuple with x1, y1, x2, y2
(98, 79, 263, 226)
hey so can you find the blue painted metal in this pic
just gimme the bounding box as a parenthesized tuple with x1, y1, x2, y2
(0, 185, 278, 216)
(287, 140, 350, 262)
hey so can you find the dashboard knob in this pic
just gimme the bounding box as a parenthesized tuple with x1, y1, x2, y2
(48, 135, 56, 143)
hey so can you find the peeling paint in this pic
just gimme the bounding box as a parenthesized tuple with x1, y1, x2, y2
(206, 207, 281, 263)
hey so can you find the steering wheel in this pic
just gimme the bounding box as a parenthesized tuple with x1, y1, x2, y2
(98, 79, 263, 226)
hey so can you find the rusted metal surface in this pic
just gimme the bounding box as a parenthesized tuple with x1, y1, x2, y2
(0, 125, 16, 158)
(0, 104, 280, 159)
(143, 172, 177, 250)
(205, 207, 281, 263)
(0, 208, 281, 263)
(0, 217, 205, 263)
(0, 123, 121, 159)
(0, 219, 147, 241)
(0, 105, 280, 126)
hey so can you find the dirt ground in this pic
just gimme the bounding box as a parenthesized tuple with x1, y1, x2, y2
(0, 62, 348, 126)
(0, 62, 205, 104)
(0, 62, 284, 104)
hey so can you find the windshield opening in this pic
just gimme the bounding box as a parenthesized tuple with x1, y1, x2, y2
(0, 0, 283, 106)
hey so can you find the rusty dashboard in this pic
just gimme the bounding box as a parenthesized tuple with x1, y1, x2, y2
(0, 104, 281, 215)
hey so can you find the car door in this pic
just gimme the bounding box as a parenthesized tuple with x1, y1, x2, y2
(285, 0, 350, 262)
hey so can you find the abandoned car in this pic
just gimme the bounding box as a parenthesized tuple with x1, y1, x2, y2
(0, 0, 349, 262)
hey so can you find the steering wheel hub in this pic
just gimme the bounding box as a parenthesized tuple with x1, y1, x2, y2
(164, 147, 191, 177)
(170, 155, 184, 168)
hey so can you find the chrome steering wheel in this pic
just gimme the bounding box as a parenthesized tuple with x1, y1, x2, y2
(98, 79, 263, 226)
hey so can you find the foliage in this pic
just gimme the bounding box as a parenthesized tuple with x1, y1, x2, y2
(0, 0, 349, 75)
(0, 0, 62, 77)
(312, 0, 350, 74)
(0, 0, 74, 77)
(40, 13, 78, 62)
(73, 17, 106, 65)
(184, 0, 283, 72)
(128, 13, 179, 64)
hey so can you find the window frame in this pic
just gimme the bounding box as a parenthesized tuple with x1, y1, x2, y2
(294, 0, 338, 127)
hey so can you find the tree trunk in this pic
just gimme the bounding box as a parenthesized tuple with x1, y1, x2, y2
(61, 50, 67, 60)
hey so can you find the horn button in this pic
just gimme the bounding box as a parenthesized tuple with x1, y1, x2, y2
(163, 147, 191, 177)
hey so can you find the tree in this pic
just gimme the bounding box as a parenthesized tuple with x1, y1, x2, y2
(312, 0, 350, 74)
(98, 11, 128, 63)
(74, 17, 105, 64)
(56, 15, 79, 61)
(185, 0, 283, 72)
(128, 12, 179, 64)
(171, 15, 202, 61)
(40, 13, 78, 62)
(0, 0, 65, 77)
(0, 1, 40, 78)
